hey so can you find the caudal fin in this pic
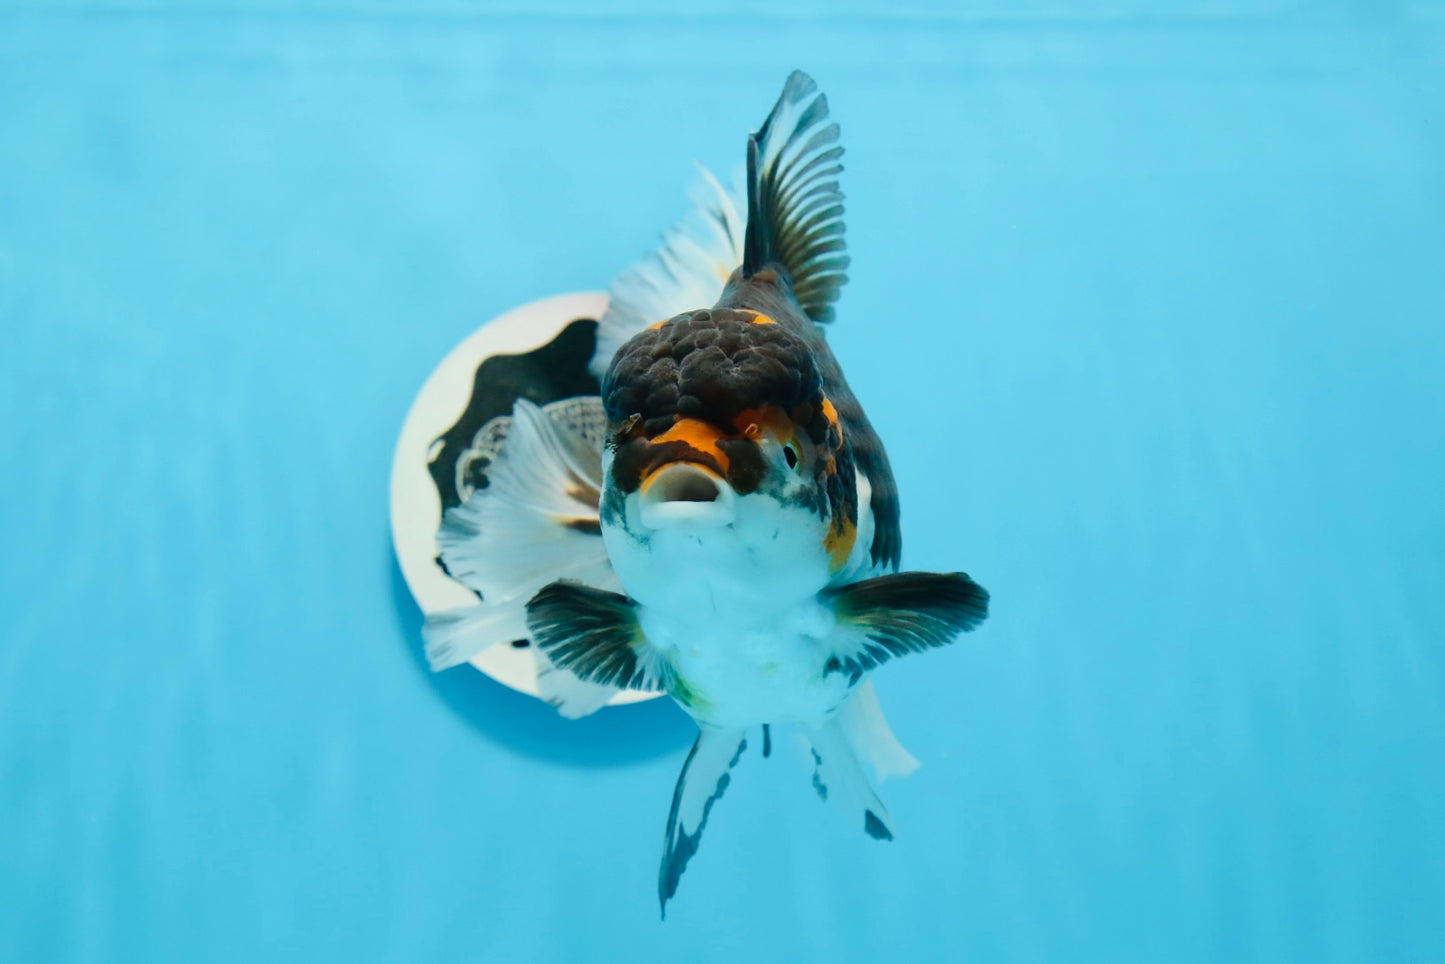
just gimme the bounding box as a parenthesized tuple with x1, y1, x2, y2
(805, 714, 898, 842)
(435, 398, 614, 601)
(422, 601, 620, 719)
(835, 680, 920, 784)
(743, 70, 849, 323)
(426, 397, 627, 717)
(658, 728, 748, 919)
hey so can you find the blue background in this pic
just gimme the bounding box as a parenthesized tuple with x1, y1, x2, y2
(3, 2, 1443, 961)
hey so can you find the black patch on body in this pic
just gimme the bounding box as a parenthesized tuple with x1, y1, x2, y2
(599, 472, 628, 528)
(822, 571, 990, 684)
(610, 436, 729, 495)
(715, 436, 768, 494)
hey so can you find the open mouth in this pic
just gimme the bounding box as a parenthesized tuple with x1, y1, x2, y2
(638, 462, 736, 529)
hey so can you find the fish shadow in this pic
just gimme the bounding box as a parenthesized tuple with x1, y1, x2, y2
(388, 544, 695, 767)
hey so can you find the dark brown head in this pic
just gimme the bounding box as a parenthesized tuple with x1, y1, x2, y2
(600, 307, 859, 571)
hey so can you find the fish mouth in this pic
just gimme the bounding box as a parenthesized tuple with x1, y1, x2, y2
(638, 462, 736, 529)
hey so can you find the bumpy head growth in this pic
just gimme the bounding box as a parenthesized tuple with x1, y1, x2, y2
(602, 307, 858, 566)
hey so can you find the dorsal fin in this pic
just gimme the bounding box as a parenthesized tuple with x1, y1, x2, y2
(742, 70, 849, 324)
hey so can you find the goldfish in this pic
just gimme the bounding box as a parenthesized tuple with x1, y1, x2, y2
(423, 70, 989, 917)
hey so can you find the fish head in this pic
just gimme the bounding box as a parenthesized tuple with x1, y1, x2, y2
(598, 308, 861, 603)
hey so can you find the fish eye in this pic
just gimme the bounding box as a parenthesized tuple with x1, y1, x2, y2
(782, 442, 800, 471)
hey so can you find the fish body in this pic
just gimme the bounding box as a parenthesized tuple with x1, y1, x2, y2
(598, 289, 874, 729)
(425, 70, 989, 917)
(531, 72, 989, 914)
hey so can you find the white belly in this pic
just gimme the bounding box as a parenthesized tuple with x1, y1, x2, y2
(604, 489, 835, 612)
(601, 486, 864, 726)
(599, 461, 887, 726)
(638, 594, 854, 727)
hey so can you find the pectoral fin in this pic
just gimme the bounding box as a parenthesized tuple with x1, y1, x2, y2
(524, 581, 673, 693)
(822, 571, 989, 684)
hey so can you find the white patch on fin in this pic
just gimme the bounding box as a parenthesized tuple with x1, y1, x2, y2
(426, 397, 624, 716)
(423, 599, 529, 672)
(805, 716, 897, 842)
(659, 727, 748, 918)
(436, 397, 619, 604)
(424, 603, 620, 717)
(534, 647, 621, 719)
(591, 164, 745, 379)
(835, 681, 920, 784)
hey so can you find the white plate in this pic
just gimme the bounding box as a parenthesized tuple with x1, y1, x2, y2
(389, 291, 659, 707)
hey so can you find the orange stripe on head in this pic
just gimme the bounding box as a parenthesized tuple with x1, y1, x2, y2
(645, 417, 733, 476)
(730, 405, 796, 446)
(746, 311, 777, 325)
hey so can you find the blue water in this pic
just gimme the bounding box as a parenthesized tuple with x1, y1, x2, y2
(2, 3, 1443, 961)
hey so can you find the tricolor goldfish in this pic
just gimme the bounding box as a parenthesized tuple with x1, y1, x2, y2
(425, 70, 989, 917)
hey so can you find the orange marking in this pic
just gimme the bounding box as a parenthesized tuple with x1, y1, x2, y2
(820, 396, 844, 450)
(644, 417, 733, 478)
(648, 319, 668, 330)
(746, 311, 777, 325)
(825, 514, 858, 572)
(731, 406, 795, 445)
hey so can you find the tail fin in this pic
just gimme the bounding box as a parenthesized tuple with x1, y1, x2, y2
(742, 70, 850, 323)
(835, 681, 920, 783)
(422, 597, 528, 672)
(425, 397, 626, 718)
(658, 727, 748, 919)
(805, 712, 898, 842)
(435, 398, 615, 603)
(423, 601, 620, 718)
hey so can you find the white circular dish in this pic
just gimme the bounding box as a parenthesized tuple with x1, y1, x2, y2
(389, 291, 660, 707)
